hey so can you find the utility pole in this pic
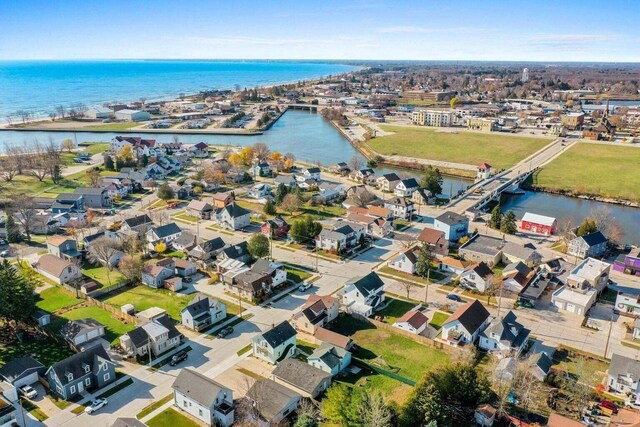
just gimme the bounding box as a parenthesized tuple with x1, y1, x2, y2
(18, 397, 26, 427)
(604, 309, 614, 359)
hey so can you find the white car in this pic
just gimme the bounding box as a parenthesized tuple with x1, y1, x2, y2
(298, 282, 312, 292)
(20, 385, 37, 399)
(84, 398, 108, 414)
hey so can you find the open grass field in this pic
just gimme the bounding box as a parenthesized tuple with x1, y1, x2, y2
(529, 143, 640, 202)
(375, 298, 416, 324)
(368, 125, 551, 170)
(36, 287, 83, 312)
(103, 285, 192, 321)
(329, 314, 449, 382)
(50, 306, 136, 344)
(82, 264, 126, 287)
(80, 142, 110, 155)
(84, 122, 143, 131)
(0, 334, 73, 366)
(147, 408, 201, 427)
(337, 368, 413, 405)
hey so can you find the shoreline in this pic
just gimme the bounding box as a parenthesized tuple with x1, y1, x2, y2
(520, 184, 639, 208)
(0, 127, 264, 136)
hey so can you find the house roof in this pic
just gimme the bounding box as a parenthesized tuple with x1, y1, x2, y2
(47, 346, 112, 386)
(395, 310, 428, 330)
(188, 237, 225, 257)
(471, 262, 494, 279)
(440, 256, 473, 270)
(460, 234, 504, 256)
(521, 212, 556, 227)
(182, 294, 215, 318)
(503, 242, 541, 262)
(547, 413, 585, 427)
(272, 358, 331, 394)
(399, 178, 419, 188)
(217, 202, 251, 218)
(348, 272, 384, 297)
(36, 254, 75, 278)
(123, 213, 153, 228)
(568, 257, 611, 283)
(309, 343, 349, 370)
(418, 228, 446, 245)
(609, 353, 640, 381)
(260, 321, 296, 348)
(0, 356, 44, 383)
(143, 264, 169, 277)
(247, 379, 301, 422)
(380, 172, 400, 182)
(576, 231, 608, 247)
(478, 163, 492, 170)
(186, 200, 212, 212)
(151, 222, 181, 238)
(444, 299, 490, 334)
(435, 211, 468, 226)
(111, 418, 148, 427)
(221, 241, 249, 260)
(395, 248, 418, 265)
(531, 351, 553, 376)
(314, 327, 352, 349)
(172, 368, 227, 407)
(47, 235, 72, 247)
(482, 311, 530, 348)
(212, 191, 233, 201)
(61, 318, 104, 341)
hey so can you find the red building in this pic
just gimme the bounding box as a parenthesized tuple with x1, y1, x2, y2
(261, 216, 290, 238)
(520, 212, 557, 236)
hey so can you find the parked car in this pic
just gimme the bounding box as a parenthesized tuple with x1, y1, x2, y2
(19, 385, 37, 399)
(0, 238, 7, 246)
(0, 250, 9, 258)
(183, 276, 193, 283)
(446, 294, 461, 302)
(217, 326, 234, 339)
(85, 398, 108, 414)
(169, 350, 188, 366)
(599, 399, 618, 415)
(298, 282, 312, 292)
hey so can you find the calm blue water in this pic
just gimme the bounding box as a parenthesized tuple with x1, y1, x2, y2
(0, 60, 356, 120)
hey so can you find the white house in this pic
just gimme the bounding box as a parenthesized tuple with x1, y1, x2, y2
(252, 321, 297, 365)
(387, 248, 418, 274)
(173, 368, 234, 427)
(478, 311, 530, 357)
(393, 178, 419, 197)
(441, 300, 490, 346)
(567, 231, 608, 259)
(114, 109, 150, 122)
(248, 183, 272, 199)
(607, 353, 640, 405)
(316, 222, 365, 254)
(383, 197, 415, 220)
(214, 203, 251, 230)
(615, 287, 640, 318)
(300, 166, 321, 180)
(376, 173, 401, 192)
(60, 319, 105, 349)
(393, 310, 429, 335)
(181, 294, 227, 331)
(318, 181, 345, 202)
(120, 314, 182, 358)
(459, 262, 494, 293)
(342, 272, 385, 317)
(33, 254, 82, 285)
(146, 223, 182, 250)
(292, 295, 340, 335)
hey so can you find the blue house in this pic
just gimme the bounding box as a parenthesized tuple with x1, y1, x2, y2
(51, 193, 85, 214)
(433, 211, 469, 242)
(45, 346, 116, 400)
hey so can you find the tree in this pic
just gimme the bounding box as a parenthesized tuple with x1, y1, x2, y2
(490, 205, 502, 229)
(263, 199, 277, 215)
(61, 138, 75, 153)
(12, 196, 36, 241)
(5, 213, 21, 243)
(118, 255, 144, 285)
(415, 244, 434, 279)
(104, 155, 115, 171)
(360, 390, 394, 427)
(450, 97, 459, 109)
(228, 153, 243, 167)
(402, 380, 448, 427)
(157, 183, 175, 200)
(321, 384, 360, 427)
(248, 233, 270, 259)
(253, 142, 270, 161)
(576, 218, 598, 237)
(85, 168, 101, 187)
(281, 193, 301, 215)
(155, 241, 167, 253)
(239, 146, 255, 165)
(348, 155, 363, 172)
(139, 153, 149, 167)
(290, 216, 321, 244)
(275, 183, 289, 205)
(87, 237, 122, 286)
(420, 166, 443, 196)
(294, 414, 318, 427)
(500, 211, 517, 234)
(0, 261, 35, 326)
(117, 145, 135, 164)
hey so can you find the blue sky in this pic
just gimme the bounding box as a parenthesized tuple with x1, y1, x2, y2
(1, 0, 638, 61)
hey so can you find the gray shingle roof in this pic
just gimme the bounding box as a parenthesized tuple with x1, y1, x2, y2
(48, 346, 112, 386)
(151, 222, 181, 238)
(309, 343, 350, 371)
(60, 318, 104, 341)
(349, 272, 384, 297)
(261, 321, 296, 348)
(609, 353, 640, 381)
(272, 358, 331, 394)
(444, 299, 490, 334)
(482, 311, 530, 348)
(247, 379, 300, 422)
(172, 368, 227, 407)
(0, 356, 45, 383)
(435, 211, 468, 226)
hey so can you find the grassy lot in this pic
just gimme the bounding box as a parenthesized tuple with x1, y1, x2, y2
(378, 266, 445, 285)
(21, 399, 49, 422)
(337, 367, 413, 405)
(84, 122, 143, 131)
(368, 125, 550, 170)
(147, 408, 201, 427)
(80, 142, 110, 155)
(172, 213, 199, 224)
(0, 334, 73, 367)
(103, 286, 192, 321)
(137, 394, 174, 420)
(551, 348, 608, 387)
(529, 143, 640, 202)
(429, 311, 450, 330)
(395, 98, 444, 107)
(82, 264, 126, 287)
(50, 306, 136, 344)
(329, 314, 448, 382)
(375, 298, 417, 324)
(36, 287, 83, 312)
(285, 267, 313, 283)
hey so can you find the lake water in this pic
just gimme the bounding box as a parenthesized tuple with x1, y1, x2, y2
(1, 110, 636, 243)
(0, 60, 356, 120)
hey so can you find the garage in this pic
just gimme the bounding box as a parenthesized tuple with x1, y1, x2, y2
(0, 356, 45, 389)
(554, 301, 564, 310)
(566, 303, 576, 313)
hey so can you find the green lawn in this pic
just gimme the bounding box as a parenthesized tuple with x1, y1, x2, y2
(378, 266, 445, 285)
(529, 143, 640, 202)
(147, 408, 201, 427)
(368, 125, 550, 170)
(103, 286, 192, 321)
(329, 314, 449, 382)
(375, 298, 416, 324)
(50, 306, 135, 344)
(82, 264, 126, 287)
(285, 267, 313, 284)
(137, 394, 174, 420)
(81, 142, 110, 155)
(84, 122, 143, 131)
(337, 368, 413, 405)
(429, 311, 450, 330)
(36, 287, 83, 312)
(0, 335, 73, 367)
(551, 348, 608, 387)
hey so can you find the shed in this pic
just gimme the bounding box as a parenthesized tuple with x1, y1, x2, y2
(121, 304, 135, 315)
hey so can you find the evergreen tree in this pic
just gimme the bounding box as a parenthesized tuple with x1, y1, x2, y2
(490, 205, 502, 229)
(415, 244, 434, 279)
(500, 211, 517, 234)
(421, 165, 443, 196)
(104, 155, 115, 171)
(275, 183, 289, 205)
(294, 414, 318, 427)
(157, 183, 175, 200)
(139, 154, 149, 167)
(0, 260, 35, 325)
(115, 157, 124, 171)
(263, 199, 277, 216)
(52, 164, 62, 184)
(5, 214, 21, 243)
(576, 218, 598, 236)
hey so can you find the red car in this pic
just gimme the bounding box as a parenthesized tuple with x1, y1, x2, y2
(599, 399, 618, 414)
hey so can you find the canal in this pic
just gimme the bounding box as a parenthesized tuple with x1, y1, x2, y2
(1, 110, 638, 243)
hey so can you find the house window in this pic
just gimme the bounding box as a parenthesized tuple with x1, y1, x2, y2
(70, 385, 76, 394)
(199, 409, 203, 416)
(85, 378, 91, 386)
(183, 400, 188, 407)
(104, 373, 110, 382)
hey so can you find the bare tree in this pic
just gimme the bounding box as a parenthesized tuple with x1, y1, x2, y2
(556, 216, 575, 245)
(487, 354, 513, 419)
(252, 142, 270, 162)
(513, 356, 543, 413)
(61, 139, 75, 153)
(351, 187, 376, 208)
(55, 105, 66, 119)
(400, 279, 415, 300)
(87, 237, 123, 286)
(558, 357, 595, 418)
(85, 169, 101, 187)
(118, 255, 144, 285)
(12, 196, 37, 240)
(150, 209, 169, 226)
(348, 155, 363, 172)
(281, 193, 301, 215)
